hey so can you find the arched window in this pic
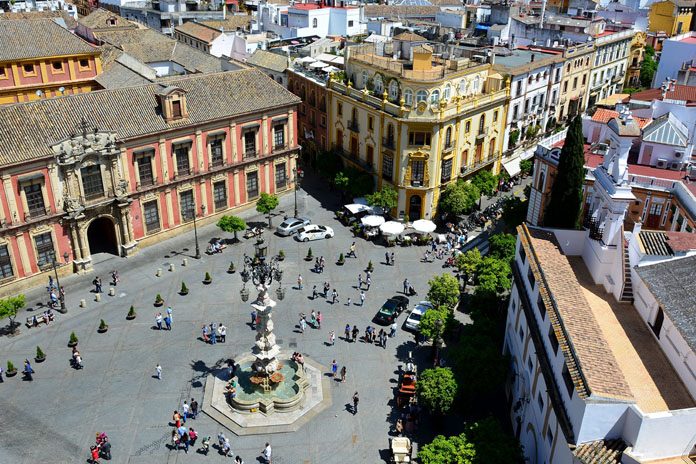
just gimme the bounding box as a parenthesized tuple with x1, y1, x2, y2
(430, 89, 440, 104)
(312, 18, 318, 27)
(416, 90, 428, 103)
(443, 83, 452, 101)
(473, 75, 481, 93)
(388, 80, 399, 101)
(352, 107, 358, 122)
(445, 127, 452, 148)
(459, 78, 468, 95)
(386, 123, 395, 145)
(404, 89, 413, 106)
(362, 71, 368, 88)
(373, 75, 383, 94)
(478, 114, 485, 134)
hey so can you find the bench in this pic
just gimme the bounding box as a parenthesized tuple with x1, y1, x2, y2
(25, 313, 53, 328)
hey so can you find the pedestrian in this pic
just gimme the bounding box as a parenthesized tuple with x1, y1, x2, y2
(190, 398, 199, 419)
(202, 325, 210, 343)
(328, 329, 335, 345)
(340, 366, 347, 383)
(381, 331, 387, 349)
(182, 400, 190, 423)
(385, 251, 390, 265)
(349, 242, 357, 258)
(390, 322, 397, 338)
(219, 324, 227, 343)
(156, 364, 162, 379)
(351, 325, 359, 342)
(166, 306, 173, 323)
(358, 274, 363, 289)
(156, 313, 163, 330)
(251, 309, 257, 330)
(317, 311, 323, 329)
(188, 428, 198, 447)
(299, 316, 306, 333)
(100, 437, 112, 460)
(352, 391, 359, 414)
(111, 270, 119, 286)
(403, 279, 410, 295)
(0, 366, 3, 383)
(90, 445, 100, 464)
(217, 432, 227, 449)
(346, 297, 352, 307)
(164, 315, 172, 330)
(323, 282, 330, 297)
(210, 324, 217, 344)
(297, 274, 303, 290)
(365, 276, 371, 291)
(331, 360, 338, 377)
(344, 324, 351, 341)
(222, 438, 233, 457)
(173, 410, 181, 428)
(93, 276, 102, 293)
(331, 289, 338, 304)
(360, 291, 366, 306)
(181, 431, 190, 453)
(235, 456, 244, 464)
(23, 359, 33, 381)
(261, 443, 272, 464)
(312, 285, 318, 300)
(390, 252, 395, 266)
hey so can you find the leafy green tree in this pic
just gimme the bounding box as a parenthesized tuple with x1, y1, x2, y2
(419, 306, 451, 341)
(316, 148, 342, 178)
(508, 129, 520, 148)
(334, 171, 350, 193)
(417, 367, 458, 415)
(217, 215, 247, 241)
(640, 45, 657, 88)
(439, 181, 479, 216)
(346, 168, 374, 197)
(256, 193, 279, 227)
(476, 257, 511, 294)
(427, 274, 460, 309)
(501, 196, 528, 231)
(0, 294, 25, 334)
(544, 115, 585, 229)
(519, 159, 533, 177)
(455, 248, 481, 290)
(366, 185, 398, 212)
(418, 433, 475, 464)
(488, 233, 517, 263)
(471, 170, 498, 196)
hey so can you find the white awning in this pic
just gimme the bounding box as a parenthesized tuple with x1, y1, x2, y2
(309, 61, 329, 68)
(503, 157, 522, 177)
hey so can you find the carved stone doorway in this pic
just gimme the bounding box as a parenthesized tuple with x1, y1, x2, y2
(87, 216, 119, 256)
(408, 195, 422, 221)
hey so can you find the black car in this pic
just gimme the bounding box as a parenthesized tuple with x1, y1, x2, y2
(373, 295, 410, 325)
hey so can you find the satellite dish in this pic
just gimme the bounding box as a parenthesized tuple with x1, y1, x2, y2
(35, 90, 44, 97)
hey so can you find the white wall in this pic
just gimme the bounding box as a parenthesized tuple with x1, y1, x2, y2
(622, 405, 696, 460)
(654, 34, 696, 87)
(435, 11, 467, 29)
(550, 228, 587, 255)
(210, 34, 236, 58)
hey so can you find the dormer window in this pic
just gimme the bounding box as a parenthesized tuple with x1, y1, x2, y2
(107, 16, 117, 26)
(156, 86, 188, 123)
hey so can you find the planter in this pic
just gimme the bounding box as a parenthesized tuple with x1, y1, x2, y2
(67, 340, 78, 348)
(337, 260, 345, 266)
(126, 314, 136, 320)
(5, 369, 17, 377)
(304, 257, 313, 262)
(154, 301, 164, 307)
(203, 279, 212, 285)
(98, 327, 109, 334)
(180, 290, 189, 295)
(35, 356, 46, 363)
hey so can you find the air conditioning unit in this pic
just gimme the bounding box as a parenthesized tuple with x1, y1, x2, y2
(670, 161, 683, 171)
(675, 150, 684, 159)
(656, 158, 668, 169)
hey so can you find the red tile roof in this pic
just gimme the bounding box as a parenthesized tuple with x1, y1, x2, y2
(630, 84, 696, 104)
(665, 231, 696, 252)
(591, 108, 651, 128)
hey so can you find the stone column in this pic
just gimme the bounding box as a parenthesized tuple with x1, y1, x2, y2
(3, 175, 18, 224)
(196, 130, 204, 173)
(165, 189, 174, 227)
(69, 223, 83, 261)
(159, 138, 168, 183)
(229, 122, 238, 163)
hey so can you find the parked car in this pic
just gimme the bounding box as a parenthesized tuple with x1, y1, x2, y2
(275, 217, 310, 236)
(295, 224, 334, 242)
(373, 295, 410, 325)
(403, 301, 433, 332)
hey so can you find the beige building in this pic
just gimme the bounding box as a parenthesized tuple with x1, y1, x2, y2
(328, 35, 509, 220)
(557, 42, 594, 122)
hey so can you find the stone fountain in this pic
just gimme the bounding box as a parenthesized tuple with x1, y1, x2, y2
(201, 238, 331, 435)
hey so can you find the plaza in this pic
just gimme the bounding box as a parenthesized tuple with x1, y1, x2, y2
(0, 177, 472, 464)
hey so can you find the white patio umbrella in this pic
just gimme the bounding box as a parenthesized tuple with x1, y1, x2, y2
(298, 56, 315, 64)
(362, 215, 385, 227)
(412, 219, 436, 233)
(380, 221, 405, 235)
(322, 65, 340, 73)
(309, 61, 329, 68)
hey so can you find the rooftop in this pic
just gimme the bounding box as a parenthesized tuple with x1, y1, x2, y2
(199, 15, 252, 32)
(638, 229, 696, 256)
(591, 108, 651, 128)
(78, 8, 137, 31)
(630, 84, 696, 105)
(0, 19, 97, 63)
(174, 21, 221, 44)
(363, 4, 440, 18)
(524, 225, 695, 412)
(636, 255, 696, 353)
(492, 48, 563, 74)
(573, 439, 627, 464)
(0, 10, 77, 30)
(0, 69, 300, 166)
(246, 49, 289, 73)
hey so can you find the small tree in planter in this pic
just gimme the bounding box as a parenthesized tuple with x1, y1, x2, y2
(305, 248, 313, 261)
(180, 282, 189, 295)
(126, 305, 136, 320)
(227, 261, 236, 274)
(68, 332, 78, 347)
(337, 253, 345, 265)
(366, 261, 374, 272)
(98, 319, 109, 333)
(6, 361, 17, 377)
(35, 346, 46, 363)
(154, 294, 164, 307)
(203, 272, 212, 284)
(278, 250, 285, 261)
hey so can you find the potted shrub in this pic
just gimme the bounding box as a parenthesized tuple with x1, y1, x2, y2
(305, 248, 313, 262)
(126, 305, 136, 320)
(352, 224, 362, 237)
(203, 272, 212, 285)
(98, 319, 109, 333)
(227, 261, 236, 274)
(366, 260, 374, 272)
(180, 282, 189, 295)
(6, 361, 17, 377)
(35, 346, 46, 363)
(278, 250, 285, 261)
(154, 294, 164, 307)
(337, 253, 345, 265)
(68, 332, 78, 347)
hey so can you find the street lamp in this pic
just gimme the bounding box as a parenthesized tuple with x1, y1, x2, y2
(193, 203, 206, 260)
(433, 318, 444, 362)
(238, 236, 283, 303)
(42, 251, 69, 313)
(292, 166, 304, 218)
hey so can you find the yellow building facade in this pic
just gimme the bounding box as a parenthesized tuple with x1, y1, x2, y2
(327, 39, 508, 221)
(557, 42, 594, 122)
(648, 0, 694, 36)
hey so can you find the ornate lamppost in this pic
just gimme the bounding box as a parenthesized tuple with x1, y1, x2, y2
(292, 166, 304, 219)
(193, 203, 206, 260)
(239, 235, 283, 303)
(40, 251, 70, 313)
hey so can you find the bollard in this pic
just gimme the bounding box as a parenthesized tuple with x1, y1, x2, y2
(168, 263, 175, 272)
(156, 268, 162, 277)
(182, 258, 188, 267)
(109, 287, 115, 296)
(80, 299, 86, 308)
(95, 293, 101, 302)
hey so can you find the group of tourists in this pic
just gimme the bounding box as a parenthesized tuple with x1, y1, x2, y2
(201, 322, 227, 344)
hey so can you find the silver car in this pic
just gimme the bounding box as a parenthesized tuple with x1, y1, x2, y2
(275, 217, 311, 236)
(404, 301, 433, 332)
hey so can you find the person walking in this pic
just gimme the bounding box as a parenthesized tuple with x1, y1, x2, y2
(0, 366, 3, 383)
(403, 279, 410, 295)
(390, 322, 397, 338)
(90, 445, 100, 464)
(381, 330, 387, 349)
(348, 242, 357, 258)
(344, 324, 351, 341)
(219, 324, 227, 343)
(251, 309, 257, 330)
(210, 324, 217, 345)
(331, 360, 338, 377)
(156, 364, 162, 380)
(385, 251, 390, 265)
(317, 311, 323, 329)
(352, 392, 359, 414)
(328, 329, 335, 345)
(357, 274, 363, 289)
(297, 274, 303, 290)
(188, 428, 198, 448)
(340, 366, 347, 383)
(156, 313, 163, 330)
(164, 314, 172, 331)
(351, 325, 359, 342)
(182, 400, 190, 423)
(359, 291, 366, 306)
(111, 270, 119, 286)
(190, 398, 199, 419)
(312, 285, 318, 300)
(100, 437, 112, 460)
(346, 297, 352, 307)
(331, 289, 338, 304)
(299, 316, 307, 333)
(390, 252, 395, 266)
(166, 306, 173, 323)
(261, 443, 272, 464)
(323, 282, 330, 297)
(94, 276, 102, 293)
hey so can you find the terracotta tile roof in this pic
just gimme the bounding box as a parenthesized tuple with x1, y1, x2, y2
(0, 10, 77, 30)
(638, 230, 674, 256)
(199, 15, 252, 32)
(520, 224, 634, 401)
(0, 19, 96, 63)
(630, 84, 696, 104)
(246, 49, 289, 73)
(0, 69, 300, 166)
(78, 8, 137, 30)
(363, 5, 440, 17)
(174, 21, 221, 44)
(665, 231, 696, 252)
(393, 31, 428, 42)
(591, 108, 650, 128)
(573, 439, 627, 463)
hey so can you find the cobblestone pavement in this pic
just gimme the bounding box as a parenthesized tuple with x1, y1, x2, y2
(0, 176, 484, 464)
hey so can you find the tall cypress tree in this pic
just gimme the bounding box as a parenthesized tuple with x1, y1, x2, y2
(544, 115, 585, 229)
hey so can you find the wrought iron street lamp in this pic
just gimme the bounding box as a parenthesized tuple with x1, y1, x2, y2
(40, 251, 69, 313)
(292, 166, 304, 218)
(193, 203, 206, 260)
(238, 235, 283, 302)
